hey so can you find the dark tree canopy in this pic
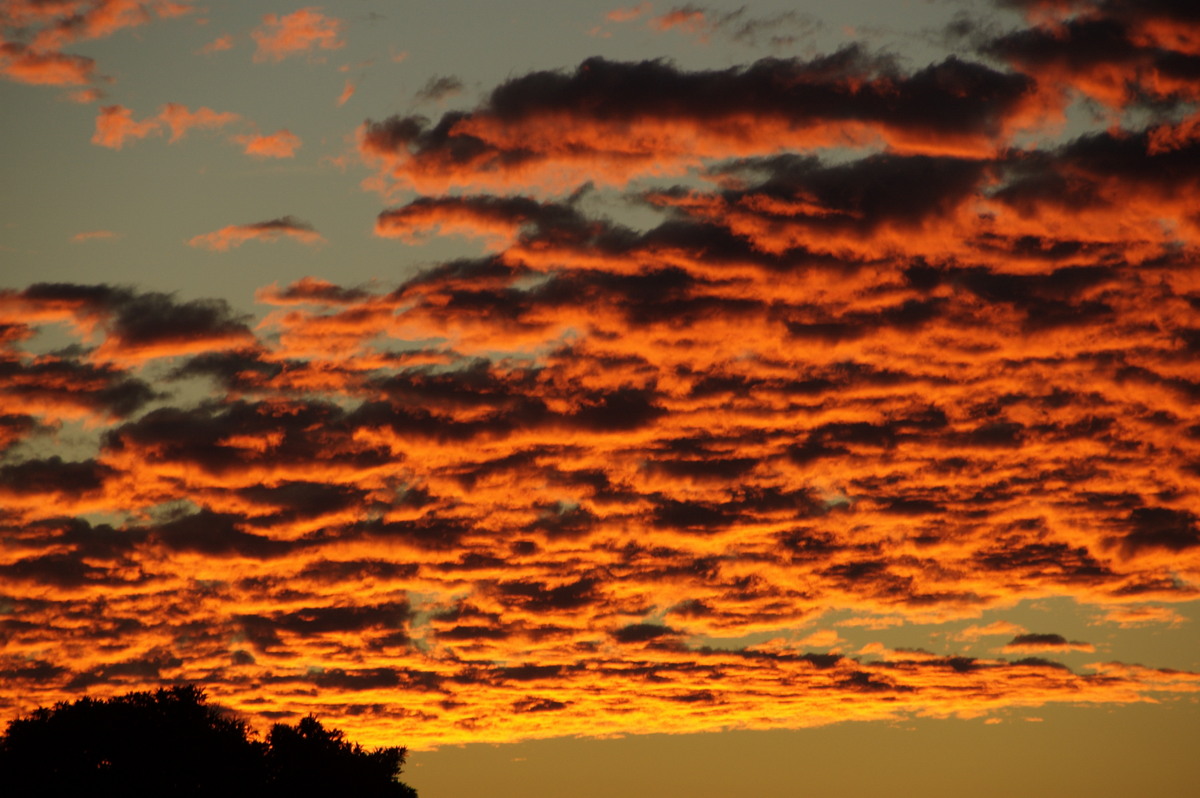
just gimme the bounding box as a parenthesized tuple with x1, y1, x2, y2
(0, 685, 417, 798)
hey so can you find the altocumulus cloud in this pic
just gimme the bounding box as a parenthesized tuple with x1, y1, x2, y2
(2, 0, 1200, 750)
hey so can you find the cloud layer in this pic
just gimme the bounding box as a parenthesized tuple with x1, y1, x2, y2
(2, 0, 1199, 750)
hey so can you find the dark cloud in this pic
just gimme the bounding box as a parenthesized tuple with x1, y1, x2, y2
(984, 0, 1200, 110)
(0, 661, 67, 683)
(784, 298, 946, 343)
(5, 282, 254, 359)
(372, 358, 541, 411)
(612, 623, 679, 643)
(258, 277, 370, 306)
(171, 349, 284, 391)
(103, 399, 393, 478)
(270, 602, 411, 637)
(65, 651, 183, 690)
(664, 689, 718, 703)
(416, 74, 464, 102)
(836, 671, 911, 693)
(0, 456, 111, 496)
(0, 552, 126, 589)
(236, 481, 368, 524)
(297, 559, 420, 584)
(0, 352, 157, 417)
(481, 49, 1021, 134)
(352, 517, 471, 551)
(721, 9, 822, 48)
(710, 152, 990, 230)
(150, 511, 297, 559)
(246, 216, 317, 234)
(309, 668, 406, 691)
(361, 48, 1034, 191)
(526, 501, 598, 538)
(647, 454, 759, 482)
(107, 293, 252, 352)
(1009, 657, 1073, 670)
(647, 4, 823, 47)
(498, 664, 567, 682)
(975, 542, 1111, 583)
(377, 193, 590, 243)
(652, 499, 735, 531)
(17, 281, 126, 307)
(0, 414, 39, 453)
(993, 127, 1200, 212)
(1005, 633, 1083, 648)
(1121, 507, 1200, 554)
(497, 578, 599, 611)
(188, 217, 324, 251)
(437, 625, 511, 641)
(569, 386, 665, 432)
(511, 697, 567, 713)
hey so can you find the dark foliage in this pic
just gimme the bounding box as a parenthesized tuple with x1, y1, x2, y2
(0, 685, 417, 798)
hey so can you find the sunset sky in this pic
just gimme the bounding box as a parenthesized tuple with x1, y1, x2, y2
(2, 1, 1200, 795)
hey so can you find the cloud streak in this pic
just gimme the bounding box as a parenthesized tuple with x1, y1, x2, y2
(70, 230, 120, 243)
(187, 217, 325, 251)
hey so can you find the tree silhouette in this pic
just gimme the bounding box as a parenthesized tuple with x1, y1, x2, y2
(0, 685, 417, 797)
(265, 713, 416, 797)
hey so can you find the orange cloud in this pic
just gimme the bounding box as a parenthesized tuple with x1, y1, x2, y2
(0, 283, 255, 369)
(795, 629, 843, 648)
(651, 6, 707, 34)
(67, 87, 103, 103)
(197, 33, 234, 54)
(607, 3, 651, 23)
(1096, 605, 1186, 628)
(374, 195, 558, 247)
(1, 1, 191, 86)
(237, 130, 302, 158)
(158, 103, 240, 142)
(0, 43, 94, 85)
(251, 7, 344, 62)
(187, 217, 325, 251)
(956, 621, 1026, 642)
(359, 52, 1038, 194)
(981, 0, 1200, 113)
(7, 8, 1200, 751)
(25, 0, 192, 52)
(336, 79, 355, 107)
(70, 230, 119, 243)
(256, 277, 371, 307)
(1148, 113, 1200, 155)
(91, 103, 239, 149)
(91, 105, 162, 149)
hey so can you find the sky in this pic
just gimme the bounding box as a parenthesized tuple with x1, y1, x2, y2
(2, 0, 1200, 795)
